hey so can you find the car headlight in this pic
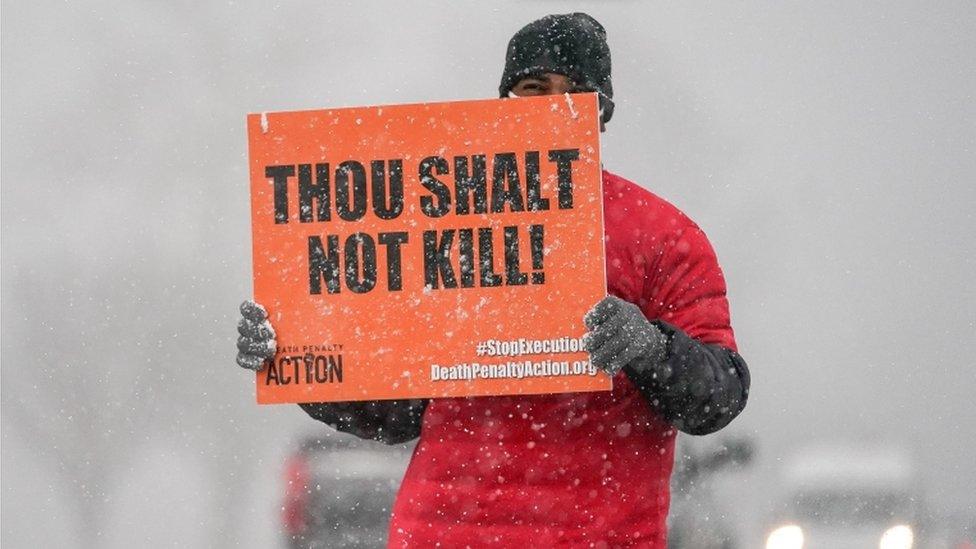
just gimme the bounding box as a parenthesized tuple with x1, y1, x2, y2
(766, 524, 804, 549)
(879, 524, 913, 549)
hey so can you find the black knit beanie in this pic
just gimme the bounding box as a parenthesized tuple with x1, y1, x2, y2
(499, 12, 614, 124)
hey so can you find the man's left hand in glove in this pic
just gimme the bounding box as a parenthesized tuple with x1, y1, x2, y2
(583, 294, 751, 436)
(583, 295, 670, 379)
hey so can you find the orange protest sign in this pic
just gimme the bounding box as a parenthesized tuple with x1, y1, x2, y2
(247, 94, 608, 404)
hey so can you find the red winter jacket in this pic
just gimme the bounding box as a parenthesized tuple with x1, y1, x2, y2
(377, 170, 743, 548)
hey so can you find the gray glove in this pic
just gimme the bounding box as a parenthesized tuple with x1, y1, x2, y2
(236, 300, 277, 370)
(583, 295, 669, 377)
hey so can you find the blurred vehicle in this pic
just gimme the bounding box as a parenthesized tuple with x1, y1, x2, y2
(764, 445, 929, 549)
(668, 437, 754, 549)
(282, 433, 414, 549)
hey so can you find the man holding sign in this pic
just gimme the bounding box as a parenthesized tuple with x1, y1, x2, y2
(237, 12, 749, 548)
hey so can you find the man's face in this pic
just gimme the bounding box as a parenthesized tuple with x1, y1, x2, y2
(509, 72, 605, 131)
(509, 73, 578, 97)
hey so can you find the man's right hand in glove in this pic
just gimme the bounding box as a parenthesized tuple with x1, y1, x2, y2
(236, 300, 276, 370)
(236, 299, 428, 443)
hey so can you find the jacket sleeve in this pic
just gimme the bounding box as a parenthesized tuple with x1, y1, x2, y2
(625, 321, 750, 435)
(297, 399, 429, 445)
(625, 222, 750, 435)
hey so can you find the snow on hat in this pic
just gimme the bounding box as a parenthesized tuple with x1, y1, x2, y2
(499, 12, 614, 124)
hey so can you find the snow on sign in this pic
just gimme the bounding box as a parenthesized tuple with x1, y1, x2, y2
(247, 94, 608, 404)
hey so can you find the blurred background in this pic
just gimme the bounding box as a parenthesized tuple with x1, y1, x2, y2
(2, 1, 974, 547)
